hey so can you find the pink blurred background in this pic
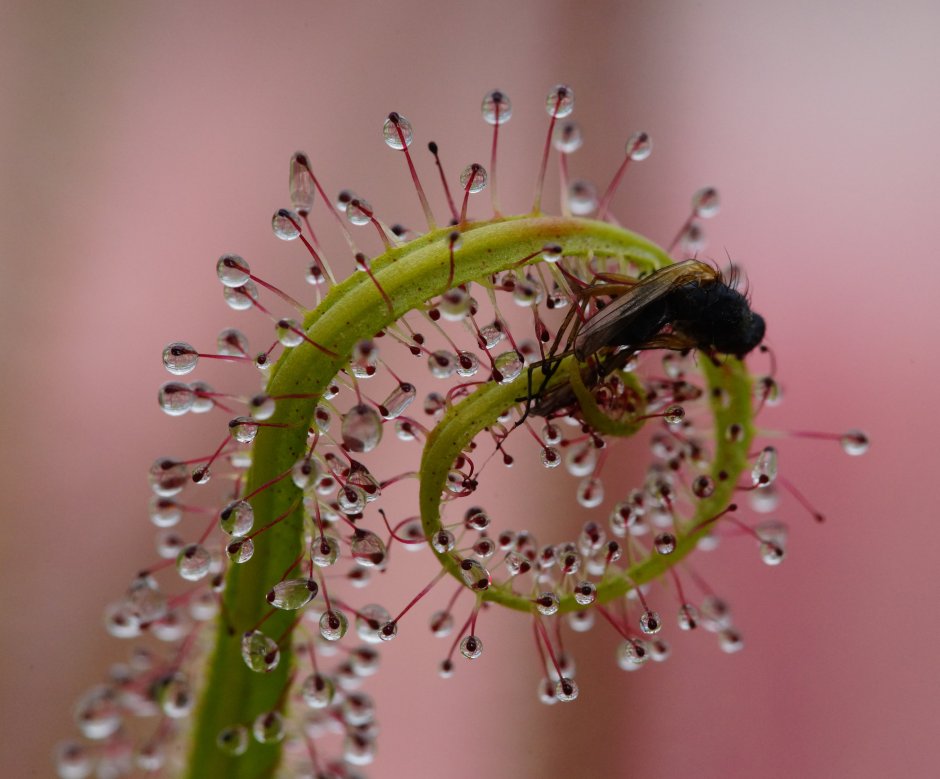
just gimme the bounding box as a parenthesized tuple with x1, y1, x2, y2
(2, 1, 937, 776)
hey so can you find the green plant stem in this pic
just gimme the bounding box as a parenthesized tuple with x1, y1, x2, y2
(185, 216, 677, 777)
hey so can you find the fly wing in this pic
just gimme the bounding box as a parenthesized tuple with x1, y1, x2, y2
(574, 260, 715, 357)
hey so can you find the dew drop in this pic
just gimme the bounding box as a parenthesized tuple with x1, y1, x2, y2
(663, 404, 685, 425)
(719, 628, 744, 653)
(431, 529, 455, 554)
(176, 544, 211, 581)
(668, 606, 696, 636)
(565, 441, 597, 477)
(692, 186, 720, 218)
(351, 530, 387, 568)
(540, 446, 561, 468)
(289, 151, 315, 214)
(226, 538, 254, 564)
(216, 725, 249, 756)
(654, 533, 676, 555)
(228, 416, 259, 444)
(535, 592, 560, 616)
(459, 163, 487, 193)
(55, 741, 92, 779)
(319, 609, 348, 641)
(627, 131, 652, 161)
(189, 381, 215, 413)
(290, 457, 318, 489)
(700, 595, 732, 632)
(345, 197, 373, 226)
(162, 342, 198, 375)
(840, 429, 870, 456)
(429, 610, 454, 637)
(493, 350, 523, 383)
(555, 678, 579, 702)
(216, 253, 251, 287)
(275, 318, 303, 348)
(692, 474, 716, 499)
(460, 634, 483, 659)
(219, 499, 254, 537)
(338, 484, 367, 515)
(567, 179, 598, 215)
(458, 558, 491, 591)
(271, 207, 302, 241)
(576, 477, 604, 508)
(217, 327, 248, 356)
(479, 322, 505, 349)
(545, 84, 574, 117)
(74, 685, 121, 740)
(267, 578, 318, 610)
(240, 630, 281, 673)
(156, 672, 193, 718)
(752, 446, 778, 487)
(481, 90, 512, 125)
(149, 497, 181, 528)
(301, 673, 335, 708)
(222, 281, 259, 311)
(341, 404, 383, 453)
(380, 382, 416, 420)
(311, 535, 340, 567)
(356, 604, 392, 643)
(681, 223, 705, 253)
(344, 732, 376, 766)
(759, 541, 786, 566)
(456, 351, 480, 377)
(252, 711, 285, 744)
(553, 120, 582, 153)
(639, 609, 662, 635)
(428, 350, 457, 378)
(383, 112, 414, 149)
(617, 638, 650, 668)
(157, 382, 195, 416)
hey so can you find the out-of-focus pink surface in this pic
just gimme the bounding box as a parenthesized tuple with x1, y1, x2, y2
(2, 1, 937, 777)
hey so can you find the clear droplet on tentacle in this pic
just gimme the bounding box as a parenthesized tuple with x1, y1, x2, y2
(429, 610, 454, 637)
(252, 711, 285, 744)
(289, 151, 315, 215)
(158, 382, 195, 416)
(554, 678, 579, 702)
(639, 610, 662, 634)
(380, 382, 416, 420)
(356, 604, 392, 643)
(219, 499, 254, 537)
(226, 538, 254, 564)
(229, 416, 259, 443)
(189, 381, 214, 414)
(272, 208, 301, 240)
(567, 442, 597, 477)
(341, 404, 383, 453)
(248, 393, 276, 420)
(567, 179, 598, 215)
(535, 592, 560, 616)
(545, 83, 574, 117)
(266, 578, 318, 610)
(222, 280, 259, 311)
(493, 350, 523, 383)
(162, 342, 198, 376)
(460, 634, 483, 659)
(217, 327, 249, 356)
(275, 318, 304, 348)
(155, 672, 193, 718)
(459, 163, 488, 193)
(617, 638, 650, 668)
(216, 253, 251, 287)
(149, 497, 181, 528)
(841, 429, 870, 456)
(176, 544, 211, 581)
(481, 89, 512, 125)
(301, 673, 335, 709)
(310, 535, 340, 567)
(700, 595, 732, 632)
(345, 197, 373, 226)
(692, 186, 720, 218)
(751, 446, 778, 487)
(576, 477, 604, 508)
(382, 112, 414, 149)
(73, 685, 122, 740)
(692, 474, 716, 499)
(319, 609, 348, 641)
(553, 120, 582, 153)
(428, 350, 457, 379)
(55, 741, 93, 778)
(626, 131, 652, 161)
(351, 530, 387, 568)
(654, 533, 677, 555)
(459, 558, 491, 590)
(216, 725, 249, 757)
(678, 603, 699, 630)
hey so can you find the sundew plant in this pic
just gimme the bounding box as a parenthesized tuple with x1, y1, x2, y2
(57, 85, 868, 778)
